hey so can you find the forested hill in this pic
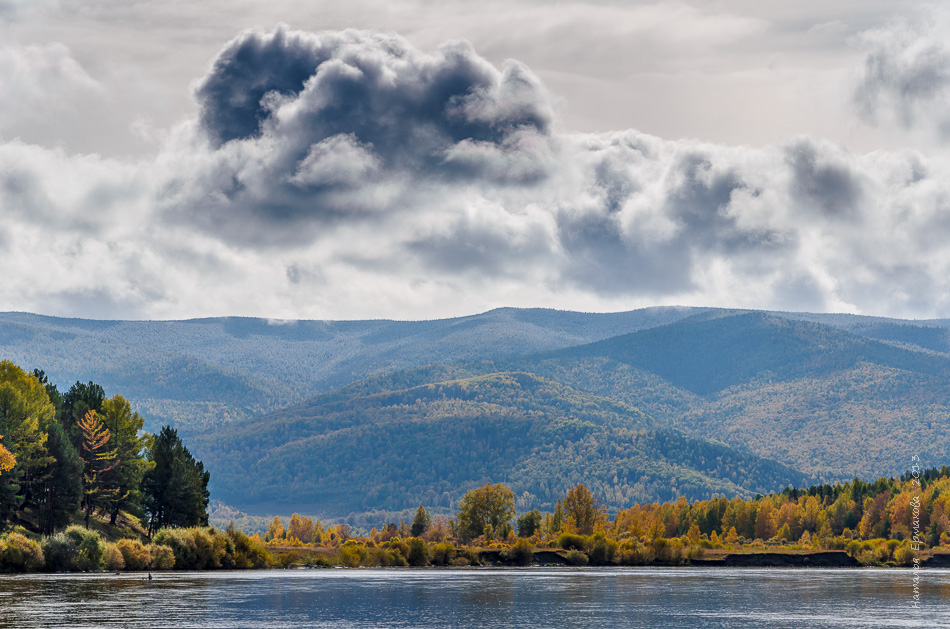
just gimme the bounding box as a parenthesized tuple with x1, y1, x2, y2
(0, 307, 701, 432)
(5, 307, 950, 519)
(3, 306, 949, 435)
(195, 371, 809, 516)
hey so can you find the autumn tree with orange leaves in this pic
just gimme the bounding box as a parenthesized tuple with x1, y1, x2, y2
(77, 410, 119, 528)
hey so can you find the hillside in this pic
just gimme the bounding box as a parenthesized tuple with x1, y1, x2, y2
(522, 313, 950, 479)
(194, 371, 808, 516)
(0, 307, 700, 432)
(3, 306, 950, 435)
(288, 312, 950, 483)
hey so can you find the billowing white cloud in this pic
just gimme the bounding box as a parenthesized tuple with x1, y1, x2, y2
(853, 9, 950, 139)
(2, 23, 950, 321)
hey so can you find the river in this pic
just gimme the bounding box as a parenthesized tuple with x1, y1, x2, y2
(2, 567, 948, 627)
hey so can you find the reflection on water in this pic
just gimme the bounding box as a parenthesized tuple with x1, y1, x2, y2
(2, 568, 949, 628)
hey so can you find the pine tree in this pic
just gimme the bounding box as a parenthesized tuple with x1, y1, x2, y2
(99, 395, 152, 525)
(410, 505, 431, 537)
(37, 421, 83, 535)
(142, 426, 210, 535)
(0, 361, 55, 523)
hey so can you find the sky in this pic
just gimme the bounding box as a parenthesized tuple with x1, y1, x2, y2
(1, 0, 949, 321)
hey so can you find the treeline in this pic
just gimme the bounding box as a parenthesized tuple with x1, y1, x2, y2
(0, 360, 209, 536)
(255, 472, 950, 568)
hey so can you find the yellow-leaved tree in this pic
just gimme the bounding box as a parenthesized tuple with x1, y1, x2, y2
(77, 410, 120, 528)
(0, 436, 14, 474)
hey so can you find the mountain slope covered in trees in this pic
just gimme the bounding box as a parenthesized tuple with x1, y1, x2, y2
(4, 306, 950, 435)
(195, 371, 808, 516)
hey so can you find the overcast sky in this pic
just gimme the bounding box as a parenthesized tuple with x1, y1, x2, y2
(1, 0, 949, 321)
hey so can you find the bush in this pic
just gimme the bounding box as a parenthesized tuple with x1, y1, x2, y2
(895, 544, 916, 566)
(558, 533, 587, 551)
(103, 544, 125, 571)
(43, 533, 79, 572)
(340, 543, 369, 567)
(149, 544, 176, 570)
(407, 538, 429, 566)
(117, 539, 152, 571)
(63, 526, 105, 571)
(564, 550, 589, 566)
(510, 538, 534, 566)
(154, 527, 231, 570)
(227, 528, 271, 569)
(589, 534, 618, 565)
(430, 542, 457, 566)
(0, 532, 45, 572)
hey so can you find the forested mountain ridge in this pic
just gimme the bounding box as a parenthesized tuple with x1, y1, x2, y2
(3, 306, 949, 435)
(0, 307, 702, 432)
(196, 371, 809, 516)
(5, 307, 950, 519)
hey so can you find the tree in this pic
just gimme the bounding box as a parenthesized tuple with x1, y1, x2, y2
(563, 484, 606, 535)
(62, 381, 105, 446)
(0, 436, 13, 475)
(99, 395, 152, 525)
(36, 420, 83, 535)
(517, 509, 542, 537)
(142, 426, 210, 535)
(410, 505, 431, 537)
(0, 361, 55, 522)
(266, 516, 285, 541)
(32, 370, 63, 413)
(456, 482, 515, 541)
(77, 410, 120, 528)
(287, 513, 316, 543)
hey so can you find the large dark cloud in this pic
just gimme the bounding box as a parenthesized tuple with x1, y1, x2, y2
(5, 23, 950, 320)
(173, 27, 558, 244)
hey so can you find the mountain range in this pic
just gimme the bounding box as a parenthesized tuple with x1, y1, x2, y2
(2, 306, 948, 518)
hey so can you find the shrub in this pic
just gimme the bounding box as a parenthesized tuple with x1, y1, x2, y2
(509, 538, 533, 566)
(430, 542, 457, 566)
(149, 544, 176, 570)
(557, 533, 587, 551)
(63, 526, 105, 571)
(340, 543, 369, 567)
(894, 544, 916, 566)
(0, 532, 45, 572)
(407, 538, 429, 567)
(43, 533, 80, 572)
(564, 550, 588, 566)
(227, 528, 271, 569)
(589, 534, 618, 565)
(154, 529, 197, 569)
(103, 544, 125, 571)
(117, 539, 152, 571)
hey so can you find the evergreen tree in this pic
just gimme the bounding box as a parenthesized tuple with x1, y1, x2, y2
(142, 426, 210, 535)
(410, 505, 431, 537)
(32, 370, 63, 414)
(62, 381, 105, 445)
(0, 361, 55, 522)
(517, 509, 543, 537)
(36, 420, 83, 535)
(99, 395, 153, 525)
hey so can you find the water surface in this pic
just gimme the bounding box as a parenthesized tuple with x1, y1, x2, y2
(2, 567, 948, 628)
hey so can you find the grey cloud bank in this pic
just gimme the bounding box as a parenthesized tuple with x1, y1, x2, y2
(2, 16, 950, 321)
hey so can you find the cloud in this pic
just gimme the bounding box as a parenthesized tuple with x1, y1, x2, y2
(853, 9, 950, 138)
(0, 43, 104, 141)
(3, 24, 950, 321)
